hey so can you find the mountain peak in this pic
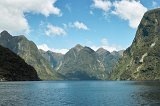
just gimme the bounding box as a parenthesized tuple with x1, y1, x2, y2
(0, 30, 12, 38)
(1, 30, 8, 33)
(75, 44, 83, 48)
(73, 44, 83, 52)
(83, 46, 95, 52)
(97, 48, 106, 52)
(96, 48, 110, 55)
(18, 35, 27, 40)
(111, 8, 160, 80)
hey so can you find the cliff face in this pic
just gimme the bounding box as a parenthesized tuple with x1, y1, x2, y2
(111, 9, 160, 80)
(96, 48, 123, 74)
(39, 50, 63, 71)
(0, 31, 62, 80)
(0, 45, 39, 81)
(39, 44, 122, 80)
(58, 45, 108, 80)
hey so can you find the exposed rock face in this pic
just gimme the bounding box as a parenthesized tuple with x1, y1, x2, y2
(96, 48, 123, 74)
(39, 50, 63, 71)
(0, 31, 122, 80)
(40, 44, 122, 80)
(111, 8, 160, 80)
(0, 31, 62, 80)
(0, 45, 39, 81)
(58, 44, 108, 80)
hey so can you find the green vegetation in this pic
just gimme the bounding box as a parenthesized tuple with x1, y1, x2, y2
(111, 8, 160, 80)
(0, 45, 39, 81)
(40, 44, 123, 80)
(0, 31, 63, 80)
(0, 31, 122, 81)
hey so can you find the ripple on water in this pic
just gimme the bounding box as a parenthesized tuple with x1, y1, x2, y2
(0, 81, 160, 106)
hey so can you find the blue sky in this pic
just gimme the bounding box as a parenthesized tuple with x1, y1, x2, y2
(0, 0, 160, 54)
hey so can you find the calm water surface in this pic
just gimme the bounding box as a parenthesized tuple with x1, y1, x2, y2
(0, 81, 160, 106)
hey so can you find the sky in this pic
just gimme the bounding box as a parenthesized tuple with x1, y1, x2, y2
(0, 0, 160, 54)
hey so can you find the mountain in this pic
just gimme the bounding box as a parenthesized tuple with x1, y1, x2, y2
(58, 44, 108, 80)
(0, 45, 39, 81)
(0, 31, 122, 80)
(39, 49, 63, 71)
(96, 48, 123, 74)
(111, 8, 160, 80)
(40, 45, 122, 80)
(0, 31, 62, 80)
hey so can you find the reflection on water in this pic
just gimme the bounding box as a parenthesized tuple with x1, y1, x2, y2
(0, 81, 160, 106)
(132, 81, 160, 106)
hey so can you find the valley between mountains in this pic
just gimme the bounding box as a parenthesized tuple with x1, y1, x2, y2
(0, 8, 160, 81)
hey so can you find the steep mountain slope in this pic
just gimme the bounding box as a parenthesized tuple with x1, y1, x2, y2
(111, 8, 160, 80)
(0, 45, 39, 81)
(0, 31, 61, 80)
(58, 44, 107, 80)
(96, 48, 123, 74)
(39, 50, 63, 71)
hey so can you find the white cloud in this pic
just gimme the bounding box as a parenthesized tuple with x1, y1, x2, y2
(52, 48, 69, 54)
(92, 0, 112, 12)
(0, 0, 61, 34)
(73, 21, 89, 30)
(101, 38, 108, 45)
(38, 44, 51, 51)
(45, 24, 66, 36)
(87, 38, 123, 52)
(91, 45, 117, 52)
(38, 44, 69, 54)
(63, 21, 89, 30)
(112, 0, 147, 28)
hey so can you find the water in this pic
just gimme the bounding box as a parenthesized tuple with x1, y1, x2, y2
(0, 81, 160, 106)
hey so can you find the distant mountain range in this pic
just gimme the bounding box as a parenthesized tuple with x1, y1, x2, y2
(0, 30, 122, 80)
(3, 8, 160, 81)
(96, 48, 123, 75)
(40, 44, 122, 80)
(39, 49, 63, 71)
(110, 8, 160, 80)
